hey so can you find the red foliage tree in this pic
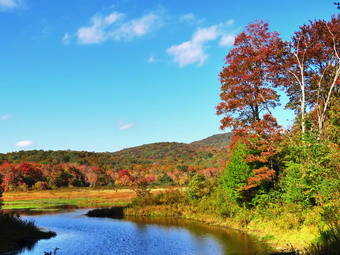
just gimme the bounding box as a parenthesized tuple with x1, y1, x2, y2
(280, 14, 340, 137)
(217, 20, 285, 131)
(17, 162, 44, 187)
(217, 20, 284, 190)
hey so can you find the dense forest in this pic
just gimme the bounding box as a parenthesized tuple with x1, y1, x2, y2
(0, 134, 230, 191)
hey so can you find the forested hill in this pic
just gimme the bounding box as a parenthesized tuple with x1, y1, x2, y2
(0, 134, 232, 170)
(190, 133, 232, 148)
(0, 134, 231, 190)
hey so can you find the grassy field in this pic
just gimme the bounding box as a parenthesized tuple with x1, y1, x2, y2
(2, 188, 138, 211)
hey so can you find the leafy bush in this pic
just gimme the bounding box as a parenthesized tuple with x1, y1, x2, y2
(158, 173, 174, 184)
(187, 174, 212, 200)
(131, 189, 188, 207)
(305, 205, 340, 255)
(32, 181, 50, 190)
(281, 135, 339, 206)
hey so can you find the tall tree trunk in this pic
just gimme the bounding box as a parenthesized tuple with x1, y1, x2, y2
(301, 82, 306, 134)
(289, 48, 307, 135)
(316, 25, 340, 138)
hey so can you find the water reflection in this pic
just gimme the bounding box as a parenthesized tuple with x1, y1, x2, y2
(14, 209, 269, 255)
(124, 216, 268, 255)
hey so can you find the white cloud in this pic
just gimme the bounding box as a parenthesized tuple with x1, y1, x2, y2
(179, 13, 204, 25)
(148, 55, 161, 63)
(62, 33, 71, 45)
(219, 34, 235, 46)
(119, 124, 134, 130)
(180, 13, 195, 22)
(226, 19, 235, 26)
(167, 25, 220, 67)
(0, 0, 23, 11)
(75, 11, 162, 45)
(15, 140, 33, 147)
(77, 12, 124, 44)
(192, 26, 220, 42)
(112, 13, 160, 40)
(167, 20, 236, 67)
(1, 114, 11, 120)
(78, 25, 105, 44)
(167, 41, 207, 67)
(104, 12, 122, 25)
(118, 121, 134, 130)
(148, 55, 156, 63)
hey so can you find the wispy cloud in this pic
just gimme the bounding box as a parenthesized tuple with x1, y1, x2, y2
(167, 25, 220, 67)
(111, 13, 161, 41)
(1, 114, 11, 120)
(77, 12, 124, 44)
(148, 54, 161, 63)
(167, 20, 236, 67)
(0, 0, 24, 11)
(62, 33, 71, 45)
(179, 13, 204, 25)
(226, 19, 235, 26)
(118, 121, 134, 130)
(72, 10, 163, 45)
(148, 55, 156, 63)
(219, 34, 235, 46)
(15, 140, 33, 147)
(180, 13, 195, 22)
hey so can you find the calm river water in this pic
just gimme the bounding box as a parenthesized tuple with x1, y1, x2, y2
(16, 209, 270, 255)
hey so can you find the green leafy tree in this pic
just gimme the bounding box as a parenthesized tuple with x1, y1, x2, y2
(217, 20, 284, 193)
(281, 133, 340, 206)
(187, 174, 212, 200)
(159, 173, 173, 184)
(223, 143, 251, 204)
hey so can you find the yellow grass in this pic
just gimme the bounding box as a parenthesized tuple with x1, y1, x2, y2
(2, 188, 137, 210)
(1, 187, 172, 211)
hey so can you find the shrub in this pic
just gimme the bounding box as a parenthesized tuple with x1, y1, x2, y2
(158, 173, 174, 184)
(187, 174, 212, 200)
(130, 189, 187, 207)
(305, 205, 340, 255)
(32, 181, 50, 190)
(18, 183, 29, 192)
(281, 136, 339, 206)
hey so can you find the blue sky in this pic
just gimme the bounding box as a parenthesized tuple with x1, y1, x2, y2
(0, 0, 337, 153)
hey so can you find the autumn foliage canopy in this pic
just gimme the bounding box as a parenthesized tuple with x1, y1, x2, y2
(217, 21, 284, 191)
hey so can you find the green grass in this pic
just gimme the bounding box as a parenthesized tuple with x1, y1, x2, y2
(2, 198, 129, 210)
(2, 187, 175, 211)
(2, 188, 136, 211)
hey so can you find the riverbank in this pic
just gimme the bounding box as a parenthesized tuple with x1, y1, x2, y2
(0, 212, 56, 254)
(87, 205, 291, 254)
(86, 191, 339, 255)
(3, 188, 338, 254)
(5, 208, 271, 255)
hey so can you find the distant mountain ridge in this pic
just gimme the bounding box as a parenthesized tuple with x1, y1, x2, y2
(0, 134, 232, 169)
(190, 133, 232, 148)
(0, 134, 232, 190)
